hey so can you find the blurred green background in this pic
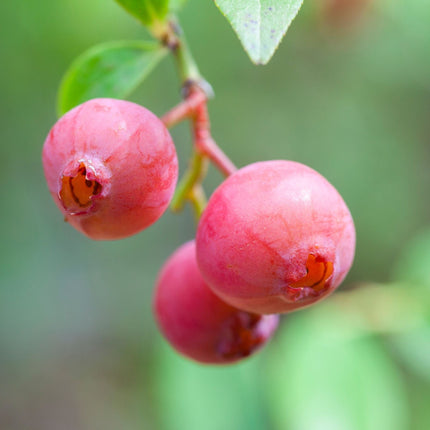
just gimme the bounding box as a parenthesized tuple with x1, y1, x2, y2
(1, 0, 429, 429)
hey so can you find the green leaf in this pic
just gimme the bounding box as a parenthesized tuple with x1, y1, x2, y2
(114, 0, 169, 26)
(265, 307, 409, 430)
(393, 227, 430, 286)
(57, 41, 167, 116)
(407, 376, 430, 430)
(169, 0, 187, 12)
(151, 341, 268, 430)
(389, 230, 430, 381)
(390, 326, 430, 382)
(214, 0, 303, 65)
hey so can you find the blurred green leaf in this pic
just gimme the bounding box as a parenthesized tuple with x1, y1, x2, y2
(214, 0, 303, 65)
(388, 229, 430, 382)
(329, 283, 430, 335)
(390, 327, 430, 382)
(170, 0, 187, 12)
(265, 308, 409, 430)
(393, 228, 430, 286)
(114, 0, 169, 26)
(57, 41, 167, 115)
(151, 341, 268, 430)
(407, 376, 430, 430)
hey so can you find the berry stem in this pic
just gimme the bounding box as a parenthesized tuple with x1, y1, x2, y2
(192, 99, 237, 177)
(173, 31, 201, 86)
(158, 18, 237, 217)
(170, 151, 208, 216)
(189, 184, 207, 220)
(161, 90, 206, 129)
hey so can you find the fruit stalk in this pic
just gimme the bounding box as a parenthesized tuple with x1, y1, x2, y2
(158, 19, 237, 218)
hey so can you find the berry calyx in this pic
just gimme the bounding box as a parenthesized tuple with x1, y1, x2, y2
(290, 254, 334, 292)
(42, 98, 178, 240)
(58, 161, 106, 215)
(196, 160, 356, 314)
(153, 241, 279, 364)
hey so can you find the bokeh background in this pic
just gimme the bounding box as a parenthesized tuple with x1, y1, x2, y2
(1, 0, 429, 429)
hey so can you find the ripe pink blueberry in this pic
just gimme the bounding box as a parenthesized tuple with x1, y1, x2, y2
(42, 98, 178, 240)
(196, 160, 356, 314)
(153, 241, 279, 364)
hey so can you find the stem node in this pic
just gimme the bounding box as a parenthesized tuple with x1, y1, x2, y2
(157, 17, 236, 218)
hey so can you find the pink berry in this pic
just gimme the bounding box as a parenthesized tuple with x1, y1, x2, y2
(42, 98, 178, 240)
(153, 241, 279, 364)
(196, 160, 356, 314)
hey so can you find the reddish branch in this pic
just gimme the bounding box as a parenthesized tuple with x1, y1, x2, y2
(161, 86, 237, 177)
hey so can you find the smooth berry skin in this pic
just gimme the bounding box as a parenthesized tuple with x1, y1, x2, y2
(42, 98, 178, 240)
(153, 241, 279, 364)
(196, 160, 356, 315)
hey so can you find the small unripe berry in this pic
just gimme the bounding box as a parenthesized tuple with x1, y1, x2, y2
(196, 160, 356, 314)
(153, 241, 279, 364)
(42, 98, 178, 240)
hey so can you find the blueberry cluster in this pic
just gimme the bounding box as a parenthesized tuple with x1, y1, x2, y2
(43, 98, 355, 365)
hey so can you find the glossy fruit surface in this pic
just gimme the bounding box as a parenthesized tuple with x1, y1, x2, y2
(154, 241, 279, 364)
(196, 160, 356, 314)
(42, 98, 178, 240)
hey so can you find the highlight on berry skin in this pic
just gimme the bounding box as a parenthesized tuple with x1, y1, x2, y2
(42, 98, 178, 240)
(153, 241, 279, 365)
(196, 160, 356, 315)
